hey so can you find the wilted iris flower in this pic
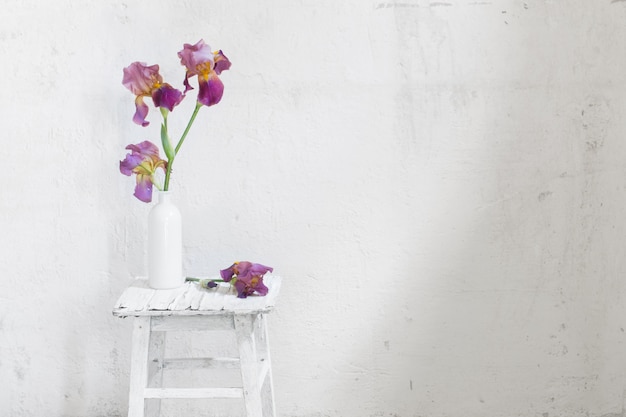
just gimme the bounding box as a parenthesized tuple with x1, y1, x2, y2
(233, 272, 270, 298)
(122, 62, 183, 126)
(178, 39, 231, 107)
(220, 261, 273, 298)
(119, 141, 167, 202)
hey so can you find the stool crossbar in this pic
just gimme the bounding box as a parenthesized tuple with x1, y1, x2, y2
(113, 276, 281, 417)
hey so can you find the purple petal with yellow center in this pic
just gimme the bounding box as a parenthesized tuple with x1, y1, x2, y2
(219, 262, 273, 298)
(253, 279, 269, 296)
(134, 172, 154, 203)
(119, 141, 166, 203)
(233, 275, 269, 299)
(152, 84, 183, 112)
(123, 62, 162, 96)
(178, 39, 214, 77)
(179, 40, 214, 94)
(123, 62, 183, 126)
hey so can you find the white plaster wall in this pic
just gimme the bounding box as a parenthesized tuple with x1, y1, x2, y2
(1, 0, 626, 416)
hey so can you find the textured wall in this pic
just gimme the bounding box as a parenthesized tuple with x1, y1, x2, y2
(1, 1, 626, 416)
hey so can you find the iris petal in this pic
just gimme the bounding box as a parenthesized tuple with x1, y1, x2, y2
(119, 153, 143, 176)
(249, 263, 273, 276)
(124, 62, 182, 126)
(253, 280, 269, 296)
(123, 62, 161, 96)
(234, 281, 248, 298)
(152, 84, 183, 111)
(220, 262, 272, 298)
(197, 74, 224, 107)
(176, 41, 230, 106)
(133, 96, 150, 126)
(119, 141, 166, 203)
(213, 50, 231, 75)
(178, 39, 214, 76)
(128, 141, 161, 158)
(220, 263, 237, 281)
(134, 173, 154, 203)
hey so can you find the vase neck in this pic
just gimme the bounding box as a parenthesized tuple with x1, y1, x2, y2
(157, 191, 172, 204)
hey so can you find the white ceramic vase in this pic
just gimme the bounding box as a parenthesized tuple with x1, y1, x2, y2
(148, 191, 183, 289)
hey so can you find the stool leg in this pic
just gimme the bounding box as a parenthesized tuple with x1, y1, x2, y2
(145, 330, 165, 417)
(128, 316, 151, 417)
(235, 314, 264, 417)
(258, 314, 277, 417)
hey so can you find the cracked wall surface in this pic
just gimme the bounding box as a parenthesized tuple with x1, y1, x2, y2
(1, 1, 626, 416)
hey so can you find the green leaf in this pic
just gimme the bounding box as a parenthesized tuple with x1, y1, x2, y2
(161, 123, 175, 160)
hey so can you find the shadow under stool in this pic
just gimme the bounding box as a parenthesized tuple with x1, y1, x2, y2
(113, 276, 282, 417)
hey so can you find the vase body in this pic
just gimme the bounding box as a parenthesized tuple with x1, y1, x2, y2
(148, 191, 183, 289)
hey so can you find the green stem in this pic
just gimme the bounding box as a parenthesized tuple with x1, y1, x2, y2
(163, 102, 203, 191)
(175, 102, 202, 155)
(185, 277, 226, 283)
(185, 277, 226, 282)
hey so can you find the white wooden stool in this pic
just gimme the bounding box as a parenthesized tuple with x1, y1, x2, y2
(113, 275, 281, 417)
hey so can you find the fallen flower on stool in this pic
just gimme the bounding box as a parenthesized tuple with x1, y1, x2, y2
(186, 261, 273, 298)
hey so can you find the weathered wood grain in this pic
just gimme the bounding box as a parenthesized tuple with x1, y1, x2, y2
(113, 275, 282, 317)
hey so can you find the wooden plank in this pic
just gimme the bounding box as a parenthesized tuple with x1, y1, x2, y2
(166, 284, 194, 311)
(257, 360, 270, 390)
(168, 284, 204, 311)
(143, 387, 243, 399)
(113, 276, 282, 316)
(150, 315, 234, 332)
(147, 285, 188, 311)
(147, 331, 165, 388)
(259, 313, 277, 417)
(128, 317, 151, 417)
(113, 285, 155, 316)
(163, 357, 240, 370)
(235, 315, 263, 417)
(146, 330, 165, 417)
(197, 282, 232, 311)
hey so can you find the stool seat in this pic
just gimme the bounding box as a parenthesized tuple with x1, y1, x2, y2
(113, 275, 281, 417)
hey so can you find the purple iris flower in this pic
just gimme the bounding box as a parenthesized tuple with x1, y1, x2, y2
(220, 261, 273, 298)
(178, 40, 231, 107)
(122, 62, 183, 126)
(119, 141, 167, 202)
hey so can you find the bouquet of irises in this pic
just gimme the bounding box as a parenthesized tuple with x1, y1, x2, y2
(119, 39, 231, 203)
(118, 42, 273, 298)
